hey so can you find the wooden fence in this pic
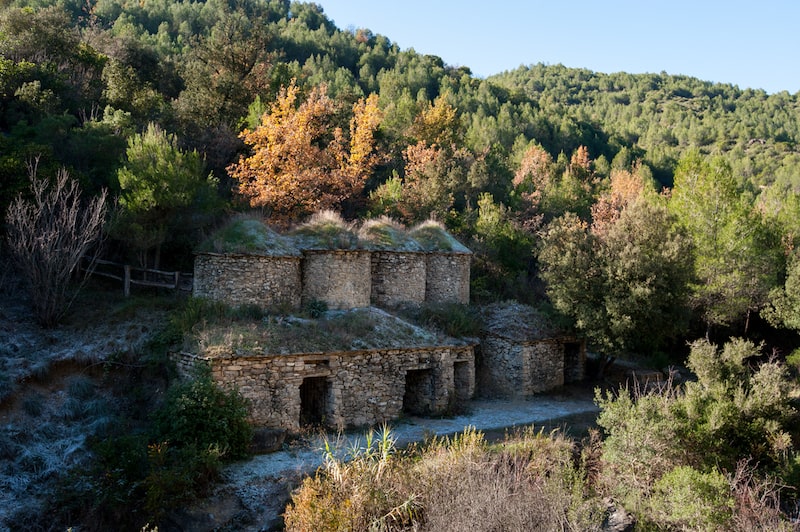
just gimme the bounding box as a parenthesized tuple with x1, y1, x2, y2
(84, 258, 193, 296)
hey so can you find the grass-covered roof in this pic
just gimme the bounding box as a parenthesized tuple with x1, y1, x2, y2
(290, 210, 360, 250)
(358, 217, 423, 251)
(197, 216, 301, 256)
(409, 220, 471, 253)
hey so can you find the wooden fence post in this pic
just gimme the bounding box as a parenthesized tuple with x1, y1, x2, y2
(124, 264, 131, 297)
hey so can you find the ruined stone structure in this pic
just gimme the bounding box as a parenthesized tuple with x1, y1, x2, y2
(194, 218, 472, 310)
(194, 253, 302, 309)
(370, 251, 427, 307)
(425, 252, 472, 305)
(477, 303, 585, 397)
(174, 344, 475, 431)
(301, 250, 372, 309)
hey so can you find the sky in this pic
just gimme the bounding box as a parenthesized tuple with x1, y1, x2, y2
(316, 0, 800, 95)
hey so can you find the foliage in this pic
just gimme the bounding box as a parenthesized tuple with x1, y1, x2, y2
(284, 426, 604, 531)
(597, 338, 800, 525)
(538, 196, 692, 357)
(670, 151, 781, 331)
(112, 123, 221, 268)
(152, 368, 252, 460)
(5, 163, 107, 327)
(230, 81, 382, 221)
(648, 465, 734, 531)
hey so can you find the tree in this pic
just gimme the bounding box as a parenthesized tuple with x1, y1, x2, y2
(669, 152, 780, 333)
(5, 161, 107, 327)
(230, 81, 382, 221)
(113, 123, 220, 269)
(538, 196, 692, 358)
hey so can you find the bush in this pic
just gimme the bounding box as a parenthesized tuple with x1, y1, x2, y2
(152, 369, 252, 460)
(648, 465, 734, 531)
(284, 426, 604, 531)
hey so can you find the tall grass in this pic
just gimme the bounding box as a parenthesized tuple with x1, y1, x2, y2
(284, 426, 604, 531)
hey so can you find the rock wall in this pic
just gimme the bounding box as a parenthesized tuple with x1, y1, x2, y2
(425, 252, 471, 304)
(301, 250, 372, 310)
(478, 336, 580, 397)
(370, 251, 427, 307)
(193, 253, 301, 309)
(173, 345, 475, 431)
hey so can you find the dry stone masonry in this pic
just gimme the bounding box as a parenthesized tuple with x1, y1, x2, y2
(193, 217, 472, 310)
(174, 344, 475, 431)
(194, 253, 301, 309)
(477, 303, 585, 398)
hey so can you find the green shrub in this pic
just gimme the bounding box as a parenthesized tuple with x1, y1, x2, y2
(152, 369, 252, 460)
(417, 302, 483, 337)
(303, 298, 328, 319)
(648, 465, 734, 531)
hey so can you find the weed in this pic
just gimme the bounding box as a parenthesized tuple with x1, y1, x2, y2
(303, 298, 328, 319)
(22, 393, 44, 417)
(67, 375, 96, 400)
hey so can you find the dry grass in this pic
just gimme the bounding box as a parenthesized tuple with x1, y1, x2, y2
(409, 219, 470, 253)
(190, 307, 453, 356)
(358, 217, 422, 251)
(284, 426, 605, 531)
(197, 215, 300, 256)
(290, 210, 359, 250)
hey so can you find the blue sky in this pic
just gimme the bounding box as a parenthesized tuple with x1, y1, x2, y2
(317, 1, 800, 94)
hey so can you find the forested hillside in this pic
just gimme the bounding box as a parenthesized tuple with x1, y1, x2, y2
(5, 1, 800, 529)
(3, 0, 800, 342)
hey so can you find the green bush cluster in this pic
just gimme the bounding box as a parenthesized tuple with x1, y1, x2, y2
(54, 369, 252, 529)
(597, 338, 800, 529)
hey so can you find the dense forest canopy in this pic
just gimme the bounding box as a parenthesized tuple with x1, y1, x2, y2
(3, 0, 800, 347)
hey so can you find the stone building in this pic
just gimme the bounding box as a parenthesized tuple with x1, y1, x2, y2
(477, 303, 585, 397)
(409, 221, 472, 305)
(193, 218, 302, 309)
(300, 249, 372, 309)
(174, 343, 475, 431)
(360, 219, 427, 307)
(194, 215, 473, 311)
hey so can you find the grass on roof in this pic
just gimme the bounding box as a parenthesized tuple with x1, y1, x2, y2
(358, 216, 422, 251)
(197, 216, 300, 256)
(290, 210, 359, 250)
(409, 220, 471, 253)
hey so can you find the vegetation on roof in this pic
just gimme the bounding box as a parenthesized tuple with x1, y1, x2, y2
(480, 302, 561, 340)
(290, 210, 360, 250)
(358, 217, 422, 251)
(197, 216, 300, 256)
(409, 220, 471, 253)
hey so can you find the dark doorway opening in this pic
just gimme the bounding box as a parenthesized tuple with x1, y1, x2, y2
(300, 377, 329, 427)
(564, 342, 582, 383)
(454, 361, 471, 403)
(403, 369, 434, 415)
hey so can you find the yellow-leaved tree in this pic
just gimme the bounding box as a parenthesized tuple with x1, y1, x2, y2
(229, 81, 382, 221)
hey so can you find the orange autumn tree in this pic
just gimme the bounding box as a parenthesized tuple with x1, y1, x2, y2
(229, 81, 382, 221)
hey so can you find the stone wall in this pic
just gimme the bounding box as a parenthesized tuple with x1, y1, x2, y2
(173, 344, 475, 431)
(193, 253, 302, 309)
(425, 252, 471, 304)
(370, 251, 427, 307)
(301, 250, 372, 309)
(477, 336, 582, 398)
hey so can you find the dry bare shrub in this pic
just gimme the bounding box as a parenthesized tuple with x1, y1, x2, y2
(5, 161, 107, 327)
(285, 426, 605, 531)
(411, 427, 603, 532)
(728, 460, 796, 531)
